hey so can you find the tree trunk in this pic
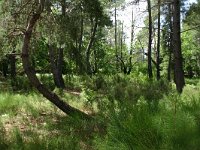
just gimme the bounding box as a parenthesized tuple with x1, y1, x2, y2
(172, 0, 185, 93)
(129, 9, 134, 74)
(93, 47, 98, 74)
(147, 0, 153, 78)
(167, 51, 172, 81)
(78, 7, 84, 74)
(48, 45, 65, 88)
(21, 1, 90, 119)
(86, 17, 98, 75)
(61, 0, 66, 16)
(114, 0, 118, 71)
(8, 51, 17, 89)
(156, 0, 161, 80)
(120, 22, 124, 72)
(2, 58, 8, 78)
(167, 4, 173, 81)
(9, 51, 17, 79)
(57, 47, 65, 87)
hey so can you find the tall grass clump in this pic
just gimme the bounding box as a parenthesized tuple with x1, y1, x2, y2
(95, 100, 163, 150)
(154, 92, 200, 149)
(94, 78, 200, 150)
(82, 74, 172, 114)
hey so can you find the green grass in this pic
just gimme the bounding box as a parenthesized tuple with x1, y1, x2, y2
(0, 91, 96, 149)
(0, 75, 200, 149)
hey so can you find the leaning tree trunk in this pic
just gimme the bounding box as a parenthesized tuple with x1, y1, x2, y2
(147, 0, 153, 78)
(172, 0, 185, 93)
(21, 1, 90, 119)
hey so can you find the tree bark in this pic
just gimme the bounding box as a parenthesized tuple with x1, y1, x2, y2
(156, 0, 161, 80)
(129, 9, 134, 74)
(86, 17, 98, 75)
(78, 7, 84, 74)
(167, 51, 172, 81)
(48, 45, 65, 88)
(2, 58, 8, 78)
(167, 4, 173, 81)
(61, 0, 66, 16)
(21, 1, 90, 119)
(147, 0, 153, 78)
(120, 22, 124, 72)
(172, 0, 185, 93)
(57, 47, 65, 87)
(114, 0, 118, 71)
(9, 50, 17, 79)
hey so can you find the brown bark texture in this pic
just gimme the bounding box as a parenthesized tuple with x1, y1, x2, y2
(172, 0, 185, 93)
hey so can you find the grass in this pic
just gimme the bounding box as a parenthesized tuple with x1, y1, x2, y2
(0, 75, 200, 149)
(0, 91, 96, 149)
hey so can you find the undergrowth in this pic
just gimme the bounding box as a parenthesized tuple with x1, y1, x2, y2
(0, 74, 199, 149)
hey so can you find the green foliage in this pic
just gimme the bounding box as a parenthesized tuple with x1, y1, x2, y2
(95, 103, 163, 150)
(7, 74, 55, 92)
(94, 81, 200, 150)
(0, 92, 22, 115)
(0, 77, 200, 149)
(182, 1, 200, 77)
(39, 74, 55, 91)
(14, 76, 33, 91)
(182, 26, 200, 77)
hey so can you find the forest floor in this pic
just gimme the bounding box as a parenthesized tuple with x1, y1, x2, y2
(0, 92, 96, 149)
(0, 75, 200, 149)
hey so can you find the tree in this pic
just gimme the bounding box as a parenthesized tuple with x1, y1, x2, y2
(156, 0, 161, 80)
(21, 0, 90, 119)
(172, 0, 185, 93)
(48, 45, 65, 88)
(147, 0, 153, 78)
(161, 2, 174, 81)
(129, 8, 135, 74)
(115, 0, 118, 71)
(86, 16, 99, 74)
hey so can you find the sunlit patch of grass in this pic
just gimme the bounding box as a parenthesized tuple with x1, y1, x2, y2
(182, 82, 200, 102)
(0, 93, 24, 115)
(0, 91, 98, 149)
